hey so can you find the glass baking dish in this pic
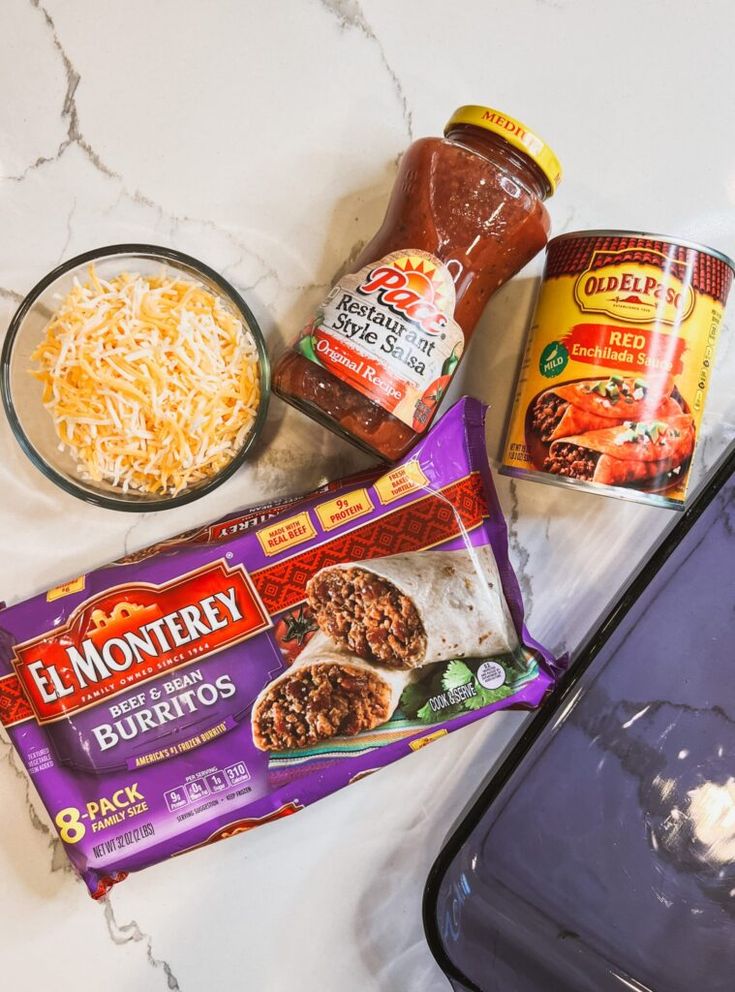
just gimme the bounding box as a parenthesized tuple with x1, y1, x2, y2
(424, 440, 735, 992)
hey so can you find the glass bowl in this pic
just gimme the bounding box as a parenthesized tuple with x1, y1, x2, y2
(1, 244, 270, 511)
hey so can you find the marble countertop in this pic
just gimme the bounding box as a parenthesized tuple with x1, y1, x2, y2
(1, 1, 734, 989)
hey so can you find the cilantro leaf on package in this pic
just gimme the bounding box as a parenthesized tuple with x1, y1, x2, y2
(441, 660, 473, 691)
(400, 680, 431, 718)
(462, 683, 514, 710)
(399, 655, 521, 725)
(416, 702, 436, 723)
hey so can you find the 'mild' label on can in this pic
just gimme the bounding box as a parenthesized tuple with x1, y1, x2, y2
(502, 231, 734, 508)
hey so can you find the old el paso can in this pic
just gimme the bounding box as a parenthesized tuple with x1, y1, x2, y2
(502, 230, 734, 508)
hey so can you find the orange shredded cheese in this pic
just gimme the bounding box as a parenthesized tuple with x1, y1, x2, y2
(31, 266, 261, 496)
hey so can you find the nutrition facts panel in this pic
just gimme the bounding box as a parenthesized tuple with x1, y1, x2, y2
(163, 762, 250, 813)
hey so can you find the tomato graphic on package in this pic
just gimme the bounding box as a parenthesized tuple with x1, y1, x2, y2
(411, 346, 461, 432)
(273, 606, 318, 665)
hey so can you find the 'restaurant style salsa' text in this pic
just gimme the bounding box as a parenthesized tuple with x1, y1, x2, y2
(274, 105, 561, 460)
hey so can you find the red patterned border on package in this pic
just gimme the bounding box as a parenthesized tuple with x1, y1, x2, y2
(545, 233, 733, 304)
(252, 472, 487, 614)
(0, 473, 486, 729)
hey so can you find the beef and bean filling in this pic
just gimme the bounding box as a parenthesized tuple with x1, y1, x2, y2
(531, 393, 569, 441)
(545, 443, 599, 480)
(307, 568, 426, 667)
(255, 665, 390, 750)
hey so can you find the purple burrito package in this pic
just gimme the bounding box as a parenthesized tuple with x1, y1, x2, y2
(0, 397, 556, 896)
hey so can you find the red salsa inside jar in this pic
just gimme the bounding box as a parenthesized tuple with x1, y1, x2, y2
(274, 105, 561, 461)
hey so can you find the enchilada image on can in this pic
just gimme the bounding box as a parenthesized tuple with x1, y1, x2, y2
(501, 230, 734, 508)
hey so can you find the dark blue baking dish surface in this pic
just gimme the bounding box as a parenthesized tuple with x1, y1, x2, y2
(424, 440, 735, 992)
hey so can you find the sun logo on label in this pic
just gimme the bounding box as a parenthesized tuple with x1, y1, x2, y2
(358, 253, 457, 335)
(391, 256, 451, 310)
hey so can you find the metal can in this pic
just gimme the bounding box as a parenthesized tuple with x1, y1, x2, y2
(501, 230, 734, 508)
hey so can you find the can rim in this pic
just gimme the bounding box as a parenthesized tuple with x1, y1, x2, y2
(548, 229, 735, 274)
(499, 464, 686, 509)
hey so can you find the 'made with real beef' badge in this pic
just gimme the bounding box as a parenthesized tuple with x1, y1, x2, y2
(0, 397, 557, 897)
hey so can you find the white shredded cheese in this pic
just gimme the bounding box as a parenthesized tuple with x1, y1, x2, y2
(31, 266, 261, 496)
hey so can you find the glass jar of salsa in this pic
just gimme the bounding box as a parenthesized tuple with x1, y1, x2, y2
(273, 105, 561, 461)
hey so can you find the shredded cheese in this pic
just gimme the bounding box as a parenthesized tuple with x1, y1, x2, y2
(31, 266, 261, 496)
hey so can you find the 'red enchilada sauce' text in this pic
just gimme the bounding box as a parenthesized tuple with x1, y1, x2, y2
(502, 230, 735, 508)
(274, 105, 561, 460)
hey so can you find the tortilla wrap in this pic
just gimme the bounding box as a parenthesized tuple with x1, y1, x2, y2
(306, 545, 518, 669)
(546, 415, 695, 487)
(251, 632, 413, 751)
(533, 375, 681, 442)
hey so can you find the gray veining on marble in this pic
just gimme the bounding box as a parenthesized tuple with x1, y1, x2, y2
(0, 1, 734, 989)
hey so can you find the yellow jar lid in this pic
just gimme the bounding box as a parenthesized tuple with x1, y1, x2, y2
(445, 105, 562, 194)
